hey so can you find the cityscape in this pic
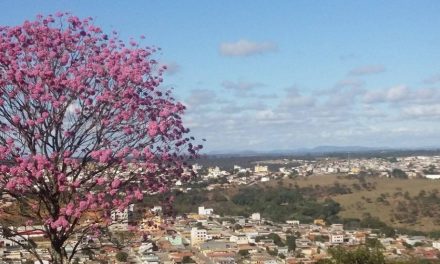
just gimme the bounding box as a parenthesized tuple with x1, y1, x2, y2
(1, 1, 440, 264)
(3, 152, 440, 263)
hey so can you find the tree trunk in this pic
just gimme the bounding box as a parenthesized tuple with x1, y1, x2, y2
(51, 244, 66, 264)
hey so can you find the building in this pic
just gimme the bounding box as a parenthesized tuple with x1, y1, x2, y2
(255, 164, 269, 174)
(192, 163, 203, 171)
(151, 205, 163, 214)
(286, 220, 300, 226)
(251, 213, 261, 221)
(314, 219, 326, 226)
(261, 176, 270, 182)
(111, 204, 134, 223)
(229, 235, 249, 245)
(191, 228, 208, 246)
(198, 206, 214, 216)
(425, 174, 440, 179)
(330, 224, 344, 232)
(330, 233, 344, 244)
(207, 167, 223, 178)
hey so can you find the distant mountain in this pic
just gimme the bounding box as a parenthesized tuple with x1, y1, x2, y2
(306, 145, 382, 153)
(208, 145, 391, 156)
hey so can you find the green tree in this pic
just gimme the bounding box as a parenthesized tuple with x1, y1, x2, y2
(182, 256, 196, 263)
(323, 246, 385, 264)
(365, 238, 384, 249)
(286, 235, 296, 251)
(268, 233, 285, 247)
(391, 169, 408, 179)
(238, 249, 250, 256)
(234, 224, 243, 230)
(116, 251, 128, 262)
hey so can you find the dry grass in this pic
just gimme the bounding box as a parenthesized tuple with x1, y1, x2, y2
(277, 175, 440, 231)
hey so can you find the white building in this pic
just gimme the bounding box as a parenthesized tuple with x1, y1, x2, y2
(255, 165, 269, 174)
(230, 235, 249, 245)
(433, 241, 440, 250)
(425, 174, 440, 179)
(191, 227, 207, 246)
(192, 163, 203, 171)
(151, 206, 162, 213)
(330, 224, 344, 232)
(111, 204, 134, 223)
(330, 233, 344, 244)
(207, 167, 222, 178)
(286, 220, 300, 226)
(198, 206, 214, 216)
(234, 165, 242, 170)
(251, 213, 261, 221)
(261, 176, 270, 182)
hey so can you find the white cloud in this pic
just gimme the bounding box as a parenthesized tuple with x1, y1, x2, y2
(185, 89, 218, 108)
(415, 88, 437, 100)
(402, 104, 440, 118)
(335, 78, 364, 88)
(279, 87, 315, 108)
(363, 85, 409, 104)
(219, 101, 266, 113)
(182, 81, 440, 152)
(219, 39, 277, 57)
(386, 85, 409, 102)
(349, 65, 386, 76)
(363, 91, 385, 104)
(221, 80, 264, 96)
(423, 74, 440, 84)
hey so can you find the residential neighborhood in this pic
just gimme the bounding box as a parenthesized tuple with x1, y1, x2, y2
(2, 154, 440, 263)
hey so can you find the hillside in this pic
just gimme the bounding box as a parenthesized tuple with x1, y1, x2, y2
(274, 175, 440, 232)
(156, 175, 440, 233)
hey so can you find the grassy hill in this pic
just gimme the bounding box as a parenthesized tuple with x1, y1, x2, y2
(159, 174, 440, 233)
(276, 175, 440, 232)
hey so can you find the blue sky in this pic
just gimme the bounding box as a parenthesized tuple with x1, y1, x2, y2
(1, 1, 440, 152)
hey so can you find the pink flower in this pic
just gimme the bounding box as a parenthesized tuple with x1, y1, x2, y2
(51, 216, 69, 229)
(148, 121, 159, 137)
(65, 203, 74, 216)
(96, 177, 106, 185)
(111, 178, 121, 189)
(0, 12, 200, 247)
(12, 115, 20, 124)
(134, 189, 143, 200)
(79, 201, 88, 211)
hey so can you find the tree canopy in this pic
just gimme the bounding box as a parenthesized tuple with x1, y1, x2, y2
(0, 13, 199, 263)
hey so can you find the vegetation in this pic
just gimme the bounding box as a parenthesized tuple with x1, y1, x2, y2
(286, 235, 296, 251)
(182, 256, 196, 263)
(256, 233, 285, 247)
(115, 251, 128, 262)
(238, 249, 250, 256)
(316, 246, 385, 264)
(0, 12, 198, 264)
(156, 186, 341, 223)
(290, 175, 440, 232)
(316, 245, 440, 264)
(391, 169, 408, 179)
(143, 174, 440, 233)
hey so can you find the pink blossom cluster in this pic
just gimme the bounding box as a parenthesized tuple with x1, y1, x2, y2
(0, 13, 201, 245)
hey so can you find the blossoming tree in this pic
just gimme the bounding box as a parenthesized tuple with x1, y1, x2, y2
(0, 13, 199, 263)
